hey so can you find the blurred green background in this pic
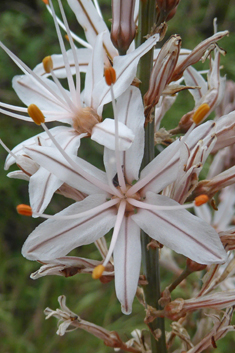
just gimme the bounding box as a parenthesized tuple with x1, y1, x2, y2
(0, 0, 235, 352)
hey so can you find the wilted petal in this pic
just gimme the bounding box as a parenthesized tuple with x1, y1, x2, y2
(114, 216, 141, 314)
(194, 166, 235, 200)
(212, 111, 235, 153)
(22, 194, 116, 261)
(132, 192, 227, 264)
(91, 119, 134, 151)
(30, 256, 103, 279)
(171, 30, 229, 82)
(184, 66, 207, 104)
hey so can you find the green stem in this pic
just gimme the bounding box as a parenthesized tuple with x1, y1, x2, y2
(136, 1, 167, 353)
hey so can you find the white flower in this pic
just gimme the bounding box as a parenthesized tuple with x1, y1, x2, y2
(0, 0, 159, 151)
(21, 86, 226, 314)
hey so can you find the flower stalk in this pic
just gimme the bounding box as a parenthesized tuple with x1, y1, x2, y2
(137, 1, 167, 352)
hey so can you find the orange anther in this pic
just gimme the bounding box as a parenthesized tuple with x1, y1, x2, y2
(42, 0, 49, 4)
(17, 204, 32, 216)
(28, 104, 45, 125)
(64, 35, 72, 42)
(194, 194, 209, 207)
(192, 103, 210, 125)
(92, 264, 105, 279)
(104, 67, 116, 86)
(42, 56, 53, 74)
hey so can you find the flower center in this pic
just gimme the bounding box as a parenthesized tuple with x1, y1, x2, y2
(72, 107, 102, 135)
(113, 184, 141, 213)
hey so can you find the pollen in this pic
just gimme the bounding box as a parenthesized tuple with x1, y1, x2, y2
(104, 67, 116, 86)
(42, 56, 53, 73)
(92, 265, 105, 279)
(194, 194, 209, 207)
(28, 104, 45, 125)
(42, 0, 49, 4)
(192, 103, 210, 125)
(17, 204, 32, 216)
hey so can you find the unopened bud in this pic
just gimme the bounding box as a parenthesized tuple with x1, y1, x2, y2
(28, 104, 45, 125)
(192, 103, 210, 125)
(156, 0, 180, 13)
(92, 265, 105, 279)
(104, 67, 116, 86)
(156, 0, 181, 24)
(111, 0, 136, 53)
(42, 56, 53, 74)
(17, 204, 32, 216)
(194, 194, 209, 206)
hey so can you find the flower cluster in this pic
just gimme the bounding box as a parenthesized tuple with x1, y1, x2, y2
(1, 0, 235, 352)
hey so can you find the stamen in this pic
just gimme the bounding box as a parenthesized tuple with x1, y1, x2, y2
(35, 119, 116, 195)
(64, 34, 70, 42)
(0, 139, 17, 159)
(42, 56, 53, 73)
(104, 68, 117, 86)
(0, 41, 70, 112)
(57, 0, 81, 100)
(17, 204, 32, 216)
(48, 0, 77, 105)
(28, 104, 45, 125)
(44, 2, 92, 49)
(103, 200, 126, 267)
(194, 194, 209, 207)
(192, 103, 210, 125)
(126, 198, 195, 211)
(32, 198, 119, 219)
(92, 265, 105, 279)
(108, 70, 126, 193)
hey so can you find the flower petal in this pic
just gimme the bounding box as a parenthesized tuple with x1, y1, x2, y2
(132, 192, 227, 264)
(24, 145, 109, 195)
(33, 48, 92, 77)
(184, 66, 207, 103)
(91, 119, 134, 151)
(29, 167, 63, 214)
(83, 32, 105, 108)
(93, 34, 160, 114)
(5, 126, 75, 169)
(13, 74, 73, 122)
(113, 216, 141, 315)
(103, 86, 145, 183)
(67, 0, 117, 61)
(22, 194, 116, 261)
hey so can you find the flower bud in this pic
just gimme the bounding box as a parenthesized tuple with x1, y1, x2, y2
(156, 0, 181, 24)
(111, 0, 136, 54)
(156, 0, 180, 13)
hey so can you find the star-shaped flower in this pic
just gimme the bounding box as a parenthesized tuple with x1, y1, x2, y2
(21, 86, 226, 314)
